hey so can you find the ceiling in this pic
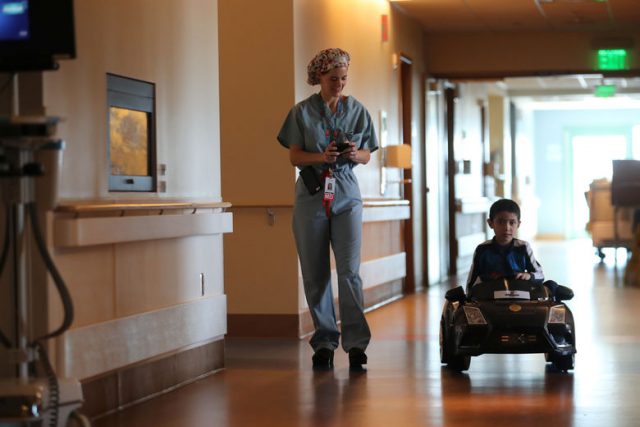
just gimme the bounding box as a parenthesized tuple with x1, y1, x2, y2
(503, 74, 640, 108)
(390, 0, 640, 106)
(390, 0, 640, 34)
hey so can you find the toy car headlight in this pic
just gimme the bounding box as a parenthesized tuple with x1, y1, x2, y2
(548, 305, 566, 324)
(463, 306, 487, 325)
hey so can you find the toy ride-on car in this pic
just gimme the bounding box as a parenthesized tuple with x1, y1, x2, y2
(439, 278, 576, 372)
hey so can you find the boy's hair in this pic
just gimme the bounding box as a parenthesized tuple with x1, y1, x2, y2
(489, 198, 521, 220)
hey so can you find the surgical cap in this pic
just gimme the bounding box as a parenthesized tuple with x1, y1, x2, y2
(306, 48, 351, 86)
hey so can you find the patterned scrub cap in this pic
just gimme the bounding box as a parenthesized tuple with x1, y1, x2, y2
(307, 48, 351, 86)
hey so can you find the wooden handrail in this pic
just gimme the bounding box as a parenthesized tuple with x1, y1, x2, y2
(55, 200, 232, 214)
(223, 199, 410, 209)
(363, 199, 410, 207)
(54, 199, 406, 214)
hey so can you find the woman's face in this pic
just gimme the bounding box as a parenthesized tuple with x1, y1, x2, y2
(319, 66, 348, 99)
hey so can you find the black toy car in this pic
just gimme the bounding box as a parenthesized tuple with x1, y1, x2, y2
(439, 278, 576, 372)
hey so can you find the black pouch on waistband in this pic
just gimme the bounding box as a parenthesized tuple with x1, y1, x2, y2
(300, 166, 321, 195)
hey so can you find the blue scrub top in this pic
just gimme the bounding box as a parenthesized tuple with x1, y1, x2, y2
(277, 93, 379, 177)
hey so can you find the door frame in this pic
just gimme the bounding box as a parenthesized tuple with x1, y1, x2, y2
(399, 54, 416, 292)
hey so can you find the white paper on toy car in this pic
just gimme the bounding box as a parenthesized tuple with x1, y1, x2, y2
(494, 290, 531, 299)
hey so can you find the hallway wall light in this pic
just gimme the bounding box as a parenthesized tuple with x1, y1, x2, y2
(385, 144, 412, 169)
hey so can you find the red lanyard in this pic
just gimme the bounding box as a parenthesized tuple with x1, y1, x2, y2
(322, 168, 335, 218)
(320, 97, 343, 218)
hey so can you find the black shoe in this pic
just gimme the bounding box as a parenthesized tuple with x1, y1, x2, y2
(312, 348, 334, 369)
(348, 348, 367, 369)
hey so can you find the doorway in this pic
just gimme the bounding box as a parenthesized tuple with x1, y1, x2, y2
(425, 80, 449, 284)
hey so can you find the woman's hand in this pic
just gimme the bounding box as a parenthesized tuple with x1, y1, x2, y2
(289, 144, 337, 167)
(340, 140, 370, 165)
(340, 142, 357, 161)
(515, 272, 531, 280)
(323, 142, 341, 164)
(288, 141, 369, 167)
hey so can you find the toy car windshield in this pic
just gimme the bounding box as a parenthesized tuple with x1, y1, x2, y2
(468, 279, 550, 301)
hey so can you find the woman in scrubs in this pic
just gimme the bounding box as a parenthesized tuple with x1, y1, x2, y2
(277, 48, 378, 369)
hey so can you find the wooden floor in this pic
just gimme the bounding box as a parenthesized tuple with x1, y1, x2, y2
(93, 239, 640, 427)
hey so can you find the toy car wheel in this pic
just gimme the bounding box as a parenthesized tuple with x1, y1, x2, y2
(67, 411, 92, 427)
(448, 354, 471, 372)
(439, 318, 450, 364)
(550, 353, 574, 371)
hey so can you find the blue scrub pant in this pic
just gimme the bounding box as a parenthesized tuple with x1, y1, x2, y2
(292, 173, 371, 353)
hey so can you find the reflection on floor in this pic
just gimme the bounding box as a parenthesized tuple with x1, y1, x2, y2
(94, 239, 640, 427)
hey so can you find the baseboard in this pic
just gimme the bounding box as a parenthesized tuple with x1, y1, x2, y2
(227, 314, 300, 338)
(364, 279, 403, 308)
(81, 338, 224, 419)
(228, 280, 404, 339)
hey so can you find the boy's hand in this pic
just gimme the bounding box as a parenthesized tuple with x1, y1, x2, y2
(515, 272, 531, 280)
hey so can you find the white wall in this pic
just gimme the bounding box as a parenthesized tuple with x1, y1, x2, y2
(44, 0, 221, 200)
(512, 106, 539, 241)
(32, 0, 226, 379)
(221, 0, 429, 327)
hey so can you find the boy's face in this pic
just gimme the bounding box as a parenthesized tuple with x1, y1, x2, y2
(487, 211, 520, 245)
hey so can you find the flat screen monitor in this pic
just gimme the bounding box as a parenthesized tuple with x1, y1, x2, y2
(0, 1, 30, 41)
(0, 0, 75, 71)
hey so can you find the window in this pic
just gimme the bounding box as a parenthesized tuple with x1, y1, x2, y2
(107, 73, 156, 192)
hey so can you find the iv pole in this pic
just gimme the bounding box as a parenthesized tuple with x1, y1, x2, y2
(0, 73, 89, 427)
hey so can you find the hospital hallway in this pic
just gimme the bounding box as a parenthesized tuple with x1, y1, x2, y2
(92, 238, 640, 427)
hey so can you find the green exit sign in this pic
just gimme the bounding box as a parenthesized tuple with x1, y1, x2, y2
(597, 49, 628, 70)
(594, 84, 616, 97)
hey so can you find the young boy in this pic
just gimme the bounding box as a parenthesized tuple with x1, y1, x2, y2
(466, 198, 546, 294)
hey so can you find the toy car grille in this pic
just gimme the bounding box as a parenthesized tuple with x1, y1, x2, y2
(498, 333, 538, 345)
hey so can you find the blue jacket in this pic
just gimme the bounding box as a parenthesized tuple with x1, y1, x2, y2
(466, 238, 545, 292)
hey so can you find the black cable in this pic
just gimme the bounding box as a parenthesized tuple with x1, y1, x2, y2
(27, 202, 74, 342)
(35, 341, 60, 427)
(0, 202, 13, 348)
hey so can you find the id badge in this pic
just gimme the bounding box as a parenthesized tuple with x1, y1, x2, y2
(324, 177, 336, 196)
